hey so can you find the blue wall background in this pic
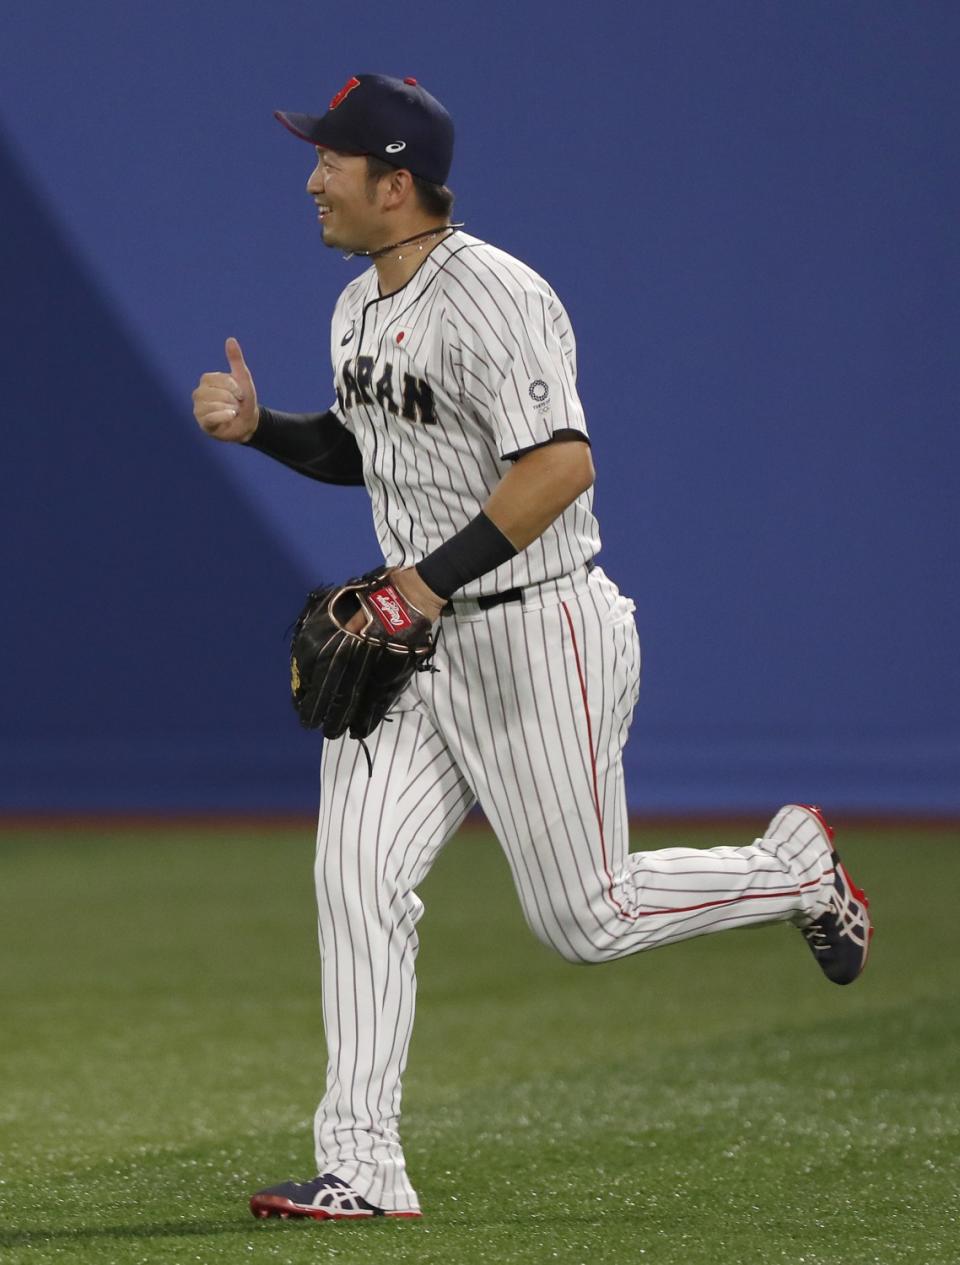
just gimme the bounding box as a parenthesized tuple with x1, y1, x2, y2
(1, 0, 957, 812)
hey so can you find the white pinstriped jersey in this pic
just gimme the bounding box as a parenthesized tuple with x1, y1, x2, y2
(327, 231, 602, 598)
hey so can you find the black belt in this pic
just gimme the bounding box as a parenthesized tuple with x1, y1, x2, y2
(442, 560, 595, 615)
(478, 587, 523, 610)
(440, 588, 520, 616)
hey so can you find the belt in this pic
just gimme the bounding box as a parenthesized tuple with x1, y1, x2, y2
(440, 588, 520, 616)
(441, 560, 595, 616)
(478, 587, 523, 610)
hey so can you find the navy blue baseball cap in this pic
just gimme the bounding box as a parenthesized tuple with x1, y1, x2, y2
(275, 73, 454, 186)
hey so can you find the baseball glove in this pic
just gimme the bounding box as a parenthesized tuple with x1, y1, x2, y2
(289, 568, 436, 742)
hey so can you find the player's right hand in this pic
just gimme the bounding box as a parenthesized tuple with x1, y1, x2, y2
(192, 337, 260, 443)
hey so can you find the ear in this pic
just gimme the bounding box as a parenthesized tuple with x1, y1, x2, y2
(380, 167, 416, 211)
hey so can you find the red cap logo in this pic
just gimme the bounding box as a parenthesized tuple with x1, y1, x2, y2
(329, 76, 361, 110)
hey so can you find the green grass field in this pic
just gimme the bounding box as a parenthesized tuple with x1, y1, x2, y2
(1, 820, 958, 1265)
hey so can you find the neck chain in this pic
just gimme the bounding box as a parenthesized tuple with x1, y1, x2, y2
(344, 223, 465, 262)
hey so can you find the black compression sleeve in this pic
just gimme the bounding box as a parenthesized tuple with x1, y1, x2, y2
(415, 511, 519, 600)
(246, 407, 365, 486)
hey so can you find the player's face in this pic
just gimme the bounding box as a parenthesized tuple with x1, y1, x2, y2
(306, 148, 386, 253)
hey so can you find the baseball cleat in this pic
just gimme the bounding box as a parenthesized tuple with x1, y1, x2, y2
(249, 1172, 421, 1221)
(782, 803, 874, 985)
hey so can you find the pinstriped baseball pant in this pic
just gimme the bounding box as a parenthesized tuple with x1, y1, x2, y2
(312, 566, 831, 1212)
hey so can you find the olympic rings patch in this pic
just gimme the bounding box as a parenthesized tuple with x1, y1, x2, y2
(528, 379, 550, 403)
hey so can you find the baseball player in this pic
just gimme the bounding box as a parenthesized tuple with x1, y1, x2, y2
(191, 73, 873, 1223)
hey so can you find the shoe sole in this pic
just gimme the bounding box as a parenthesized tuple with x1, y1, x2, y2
(798, 803, 874, 982)
(250, 1193, 421, 1221)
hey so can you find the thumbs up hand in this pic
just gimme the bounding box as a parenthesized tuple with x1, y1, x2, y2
(192, 337, 260, 443)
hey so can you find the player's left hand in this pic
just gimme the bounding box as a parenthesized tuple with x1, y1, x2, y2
(289, 569, 436, 739)
(340, 567, 445, 634)
(389, 567, 447, 623)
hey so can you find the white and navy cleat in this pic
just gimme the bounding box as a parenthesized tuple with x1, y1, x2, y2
(249, 1172, 421, 1221)
(769, 803, 873, 985)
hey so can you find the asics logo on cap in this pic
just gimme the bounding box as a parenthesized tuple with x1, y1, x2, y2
(385, 141, 407, 153)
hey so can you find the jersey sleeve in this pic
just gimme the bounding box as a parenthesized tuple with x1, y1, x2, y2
(452, 280, 589, 460)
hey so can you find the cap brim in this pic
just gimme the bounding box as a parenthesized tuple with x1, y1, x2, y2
(274, 111, 323, 142)
(274, 110, 365, 156)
